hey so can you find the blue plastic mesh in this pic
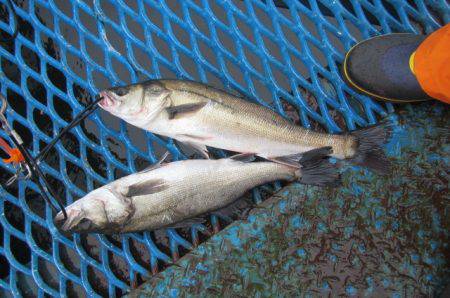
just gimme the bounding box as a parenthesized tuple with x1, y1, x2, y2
(0, 0, 448, 296)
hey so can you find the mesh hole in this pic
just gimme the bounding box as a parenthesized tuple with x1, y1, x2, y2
(236, 16, 255, 44)
(80, 119, 100, 145)
(0, 254, 9, 280)
(66, 280, 85, 298)
(165, 0, 184, 19)
(125, 13, 145, 41)
(2, 59, 21, 85)
(27, 76, 47, 105)
(307, 41, 328, 69)
(105, 24, 127, 56)
(171, 21, 190, 46)
(34, 3, 54, 29)
(381, 0, 400, 21)
(66, 160, 87, 192)
(85, 39, 104, 69)
(66, 52, 86, 82)
(59, 244, 81, 276)
(198, 40, 218, 69)
(12, 121, 33, 149)
(10, 234, 30, 265)
(45, 175, 67, 204)
(128, 238, 151, 272)
(17, 15, 34, 42)
(60, 21, 79, 49)
(153, 35, 172, 62)
(79, 8, 99, 36)
(37, 258, 60, 292)
(252, 78, 273, 106)
(190, 9, 210, 38)
(17, 270, 39, 298)
(100, 0, 119, 24)
(209, 1, 228, 25)
(280, 98, 301, 125)
(21, 45, 40, 73)
(272, 66, 292, 94)
(53, 95, 73, 123)
(54, 0, 73, 18)
(92, 70, 112, 90)
(107, 137, 127, 162)
(72, 83, 91, 104)
(7, 89, 26, 118)
(179, 52, 198, 79)
(4, 201, 24, 233)
(80, 234, 101, 263)
(47, 65, 67, 93)
(86, 147, 107, 179)
(111, 57, 132, 84)
(25, 186, 47, 219)
(217, 28, 238, 57)
(253, 3, 275, 33)
(144, 4, 164, 30)
(108, 251, 129, 285)
(132, 45, 153, 72)
(361, 5, 381, 26)
(33, 108, 53, 137)
(87, 265, 109, 297)
(225, 59, 244, 87)
(41, 33, 61, 61)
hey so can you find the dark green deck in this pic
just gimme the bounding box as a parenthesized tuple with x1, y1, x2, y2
(129, 102, 449, 297)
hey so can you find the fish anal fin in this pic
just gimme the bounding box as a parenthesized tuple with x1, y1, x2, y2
(179, 140, 210, 159)
(122, 179, 168, 197)
(212, 196, 254, 222)
(166, 102, 208, 120)
(229, 153, 256, 163)
(168, 217, 205, 229)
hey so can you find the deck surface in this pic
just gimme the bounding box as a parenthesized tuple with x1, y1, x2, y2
(129, 102, 449, 297)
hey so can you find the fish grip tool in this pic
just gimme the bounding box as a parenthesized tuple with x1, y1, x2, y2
(0, 92, 103, 220)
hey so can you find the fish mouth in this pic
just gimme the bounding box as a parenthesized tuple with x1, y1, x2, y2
(98, 91, 117, 109)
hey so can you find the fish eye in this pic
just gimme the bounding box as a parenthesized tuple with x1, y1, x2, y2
(148, 84, 164, 94)
(111, 86, 129, 97)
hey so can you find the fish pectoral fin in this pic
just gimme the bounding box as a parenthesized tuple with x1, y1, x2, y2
(229, 153, 256, 163)
(179, 140, 210, 159)
(165, 102, 208, 120)
(141, 151, 171, 173)
(122, 179, 168, 197)
(168, 217, 206, 229)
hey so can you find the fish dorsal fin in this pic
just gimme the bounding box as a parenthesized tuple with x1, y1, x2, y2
(122, 178, 168, 197)
(165, 102, 208, 120)
(141, 151, 170, 173)
(229, 153, 256, 163)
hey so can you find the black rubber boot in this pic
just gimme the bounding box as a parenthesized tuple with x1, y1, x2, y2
(342, 33, 433, 103)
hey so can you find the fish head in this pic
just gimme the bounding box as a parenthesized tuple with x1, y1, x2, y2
(98, 81, 170, 121)
(53, 188, 132, 234)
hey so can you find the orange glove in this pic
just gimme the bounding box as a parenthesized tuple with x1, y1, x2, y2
(413, 23, 450, 104)
(0, 137, 24, 164)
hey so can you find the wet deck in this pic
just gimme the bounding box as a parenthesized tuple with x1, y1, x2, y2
(128, 102, 449, 297)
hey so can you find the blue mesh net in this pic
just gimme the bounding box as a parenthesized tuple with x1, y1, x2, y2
(0, 0, 448, 296)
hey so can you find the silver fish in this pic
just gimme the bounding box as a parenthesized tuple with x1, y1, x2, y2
(54, 148, 339, 234)
(98, 80, 392, 173)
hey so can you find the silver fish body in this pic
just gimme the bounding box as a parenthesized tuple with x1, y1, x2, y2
(53, 149, 339, 234)
(55, 158, 294, 233)
(99, 80, 391, 172)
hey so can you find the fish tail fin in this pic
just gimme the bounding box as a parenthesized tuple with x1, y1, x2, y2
(296, 147, 341, 187)
(275, 147, 341, 187)
(350, 120, 393, 174)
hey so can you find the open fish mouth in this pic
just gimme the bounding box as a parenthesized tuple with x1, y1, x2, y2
(98, 91, 117, 108)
